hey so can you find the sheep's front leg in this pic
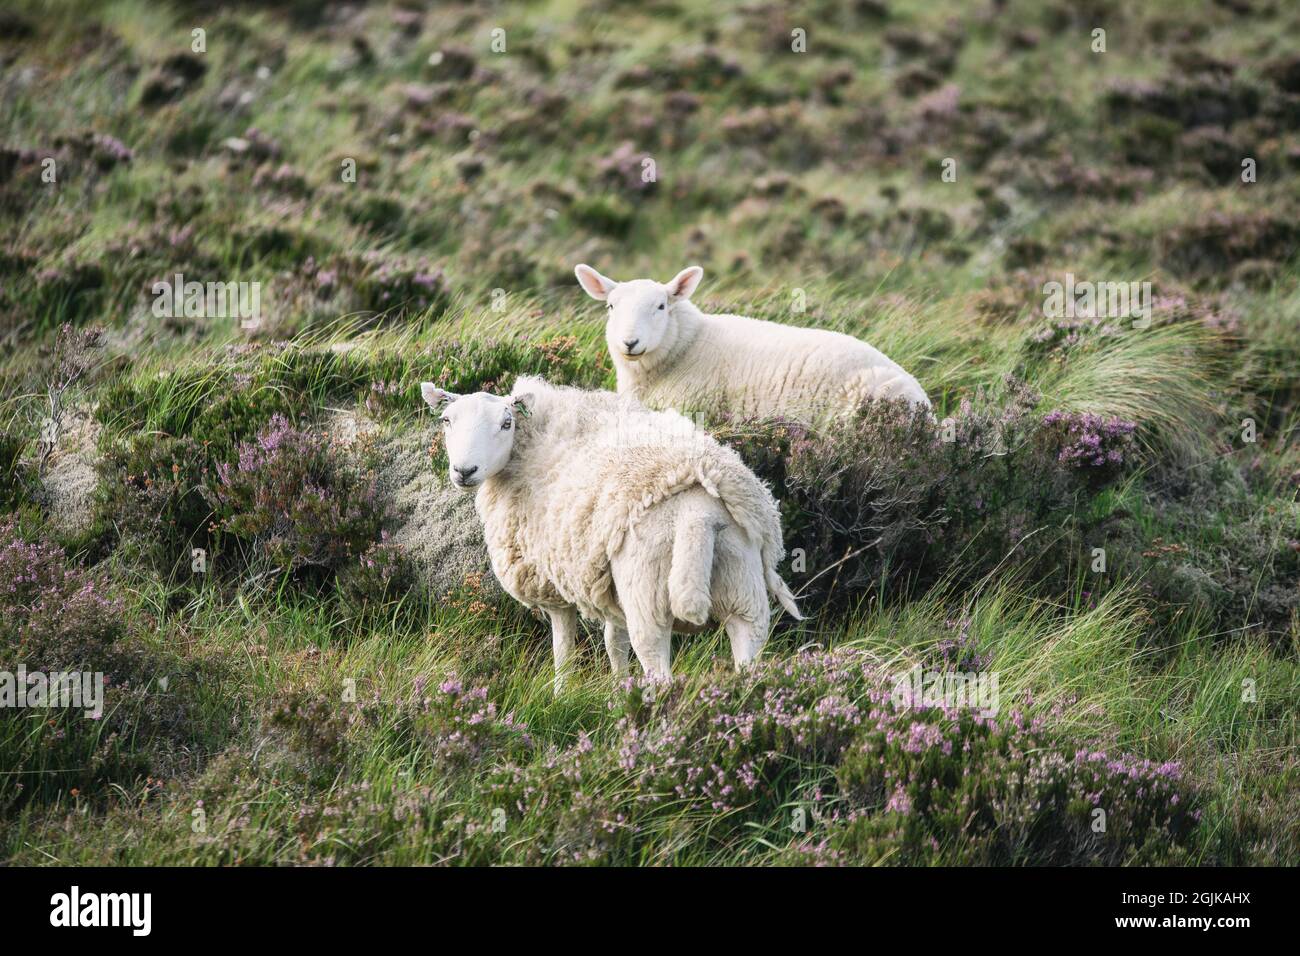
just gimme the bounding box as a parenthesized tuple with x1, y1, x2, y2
(603, 620, 631, 681)
(547, 606, 579, 694)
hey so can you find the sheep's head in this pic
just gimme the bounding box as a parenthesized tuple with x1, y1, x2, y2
(575, 264, 703, 364)
(421, 384, 530, 488)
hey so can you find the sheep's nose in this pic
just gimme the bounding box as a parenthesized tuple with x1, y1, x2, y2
(623, 339, 639, 351)
(453, 465, 478, 479)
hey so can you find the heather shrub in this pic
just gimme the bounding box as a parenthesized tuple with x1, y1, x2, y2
(249, 648, 1191, 866)
(179, 373, 308, 460)
(94, 365, 303, 574)
(93, 362, 308, 566)
(354, 253, 450, 320)
(0, 519, 223, 810)
(1023, 313, 1126, 362)
(410, 676, 534, 772)
(723, 384, 1289, 644)
(622, 650, 1193, 865)
(1103, 459, 1300, 644)
(335, 535, 422, 619)
(0, 517, 127, 670)
(206, 414, 389, 581)
(371, 648, 1198, 865)
(829, 698, 1198, 865)
(1040, 410, 1138, 484)
(232, 678, 535, 863)
(720, 379, 1139, 614)
(929, 616, 993, 672)
(95, 432, 214, 577)
(568, 194, 635, 237)
(263, 690, 356, 785)
(271, 253, 451, 333)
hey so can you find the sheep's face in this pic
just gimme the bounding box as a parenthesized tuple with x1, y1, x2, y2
(604, 279, 673, 361)
(420, 385, 526, 488)
(575, 264, 704, 364)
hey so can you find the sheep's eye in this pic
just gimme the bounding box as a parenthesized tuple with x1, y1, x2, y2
(440, 417, 450, 427)
(606, 303, 613, 311)
(658, 302, 666, 311)
(501, 418, 512, 430)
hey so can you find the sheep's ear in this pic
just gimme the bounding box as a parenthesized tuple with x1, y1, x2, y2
(667, 265, 703, 300)
(511, 394, 533, 419)
(575, 263, 616, 301)
(421, 382, 457, 409)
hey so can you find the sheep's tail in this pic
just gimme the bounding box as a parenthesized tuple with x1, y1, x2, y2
(668, 505, 718, 627)
(766, 566, 804, 621)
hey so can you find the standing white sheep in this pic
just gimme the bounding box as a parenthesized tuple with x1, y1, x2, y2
(574, 263, 932, 420)
(421, 375, 801, 690)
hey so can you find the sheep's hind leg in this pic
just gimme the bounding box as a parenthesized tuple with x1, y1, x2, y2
(603, 620, 631, 681)
(620, 602, 672, 680)
(612, 547, 673, 680)
(715, 529, 771, 669)
(546, 606, 580, 694)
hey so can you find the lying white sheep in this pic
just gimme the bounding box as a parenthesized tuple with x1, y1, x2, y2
(575, 263, 931, 420)
(421, 375, 801, 689)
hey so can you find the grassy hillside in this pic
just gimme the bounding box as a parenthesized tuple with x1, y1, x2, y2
(0, 0, 1296, 865)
